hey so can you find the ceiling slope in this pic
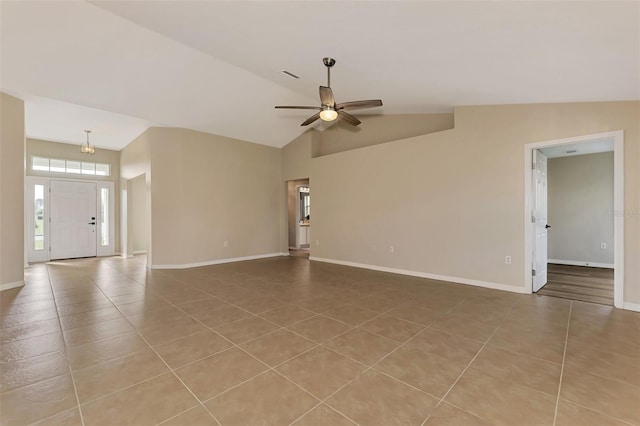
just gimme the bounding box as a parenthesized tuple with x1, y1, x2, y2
(1, 1, 638, 149)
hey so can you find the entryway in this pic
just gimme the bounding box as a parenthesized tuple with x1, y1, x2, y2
(26, 177, 115, 263)
(50, 180, 97, 260)
(524, 131, 624, 308)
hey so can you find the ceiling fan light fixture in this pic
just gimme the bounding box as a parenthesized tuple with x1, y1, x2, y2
(319, 107, 338, 122)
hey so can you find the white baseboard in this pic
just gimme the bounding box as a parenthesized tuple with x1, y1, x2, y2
(623, 302, 640, 312)
(548, 259, 614, 269)
(309, 256, 527, 294)
(0, 280, 25, 291)
(150, 252, 287, 269)
(133, 250, 147, 255)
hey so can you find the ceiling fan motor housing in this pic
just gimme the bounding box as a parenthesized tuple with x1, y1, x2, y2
(323, 57, 336, 68)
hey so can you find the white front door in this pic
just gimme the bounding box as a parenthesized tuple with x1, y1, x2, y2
(532, 150, 549, 292)
(50, 180, 97, 260)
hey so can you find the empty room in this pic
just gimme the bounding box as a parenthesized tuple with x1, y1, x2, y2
(1, 1, 639, 426)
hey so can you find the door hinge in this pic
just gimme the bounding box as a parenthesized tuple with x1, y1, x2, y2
(49, 246, 51, 252)
(532, 162, 536, 170)
(532, 269, 536, 277)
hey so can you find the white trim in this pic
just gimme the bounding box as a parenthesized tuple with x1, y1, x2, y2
(548, 259, 614, 269)
(623, 303, 640, 312)
(310, 256, 527, 294)
(0, 280, 25, 291)
(132, 250, 147, 255)
(149, 252, 287, 269)
(524, 130, 624, 309)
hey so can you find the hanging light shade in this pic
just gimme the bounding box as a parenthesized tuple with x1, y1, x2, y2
(80, 130, 95, 155)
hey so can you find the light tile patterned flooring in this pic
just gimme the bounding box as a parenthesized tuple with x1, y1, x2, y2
(1, 255, 639, 426)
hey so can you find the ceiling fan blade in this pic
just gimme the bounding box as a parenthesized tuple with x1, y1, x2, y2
(275, 106, 322, 110)
(319, 86, 335, 106)
(301, 112, 321, 126)
(338, 110, 361, 126)
(336, 99, 383, 111)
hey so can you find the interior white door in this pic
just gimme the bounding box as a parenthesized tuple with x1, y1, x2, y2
(532, 150, 549, 292)
(50, 180, 97, 260)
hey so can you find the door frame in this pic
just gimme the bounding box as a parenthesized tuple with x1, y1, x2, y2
(523, 130, 624, 308)
(25, 176, 115, 263)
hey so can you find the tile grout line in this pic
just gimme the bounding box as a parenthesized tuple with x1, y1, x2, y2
(300, 324, 442, 426)
(552, 300, 573, 426)
(555, 399, 637, 426)
(418, 307, 513, 426)
(46, 262, 87, 426)
(24, 258, 623, 426)
(89, 276, 225, 426)
(159, 287, 370, 425)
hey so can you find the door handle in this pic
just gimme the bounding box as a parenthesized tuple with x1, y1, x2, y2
(89, 222, 96, 225)
(545, 224, 551, 229)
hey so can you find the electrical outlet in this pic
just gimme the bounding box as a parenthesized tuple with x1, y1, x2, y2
(505, 256, 512, 265)
(600, 242, 607, 249)
(389, 246, 394, 253)
(372, 245, 377, 252)
(315, 240, 320, 246)
(223, 241, 228, 247)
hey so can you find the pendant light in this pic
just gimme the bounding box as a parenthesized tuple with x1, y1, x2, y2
(80, 130, 95, 155)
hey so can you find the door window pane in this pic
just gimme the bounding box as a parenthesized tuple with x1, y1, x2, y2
(100, 188, 109, 246)
(34, 185, 44, 250)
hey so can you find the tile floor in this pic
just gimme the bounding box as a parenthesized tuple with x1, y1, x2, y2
(1, 255, 639, 426)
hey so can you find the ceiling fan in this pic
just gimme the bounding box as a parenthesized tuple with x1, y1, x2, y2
(275, 57, 383, 126)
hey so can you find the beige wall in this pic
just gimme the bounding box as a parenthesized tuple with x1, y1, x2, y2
(0, 92, 25, 288)
(131, 174, 147, 253)
(26, 138, 121, 253)
(282, 131, 313, 182)
(313, 113, 454, 157)
(308, 101, 639, 305)
(548, 152, 614, 265)
(120, 129, 151, 261)
(148, 127, 282, 266)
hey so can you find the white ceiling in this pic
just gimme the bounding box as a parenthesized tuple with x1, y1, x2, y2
(23, 96, 150, 150)
(1, 1, 638, 150)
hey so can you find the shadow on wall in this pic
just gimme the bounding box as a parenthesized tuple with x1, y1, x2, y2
(312, 113, 454, 157)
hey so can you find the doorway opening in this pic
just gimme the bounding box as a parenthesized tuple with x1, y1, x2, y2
(26, 177, 115, 262)
(524, 131, 624, 308)
(286, 178, 310, 258)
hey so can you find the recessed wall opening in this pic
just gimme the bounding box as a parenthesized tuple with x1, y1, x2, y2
(286, 178, 310, 258)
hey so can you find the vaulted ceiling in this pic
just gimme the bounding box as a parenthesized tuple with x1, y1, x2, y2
(1, 1, 638, 150)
